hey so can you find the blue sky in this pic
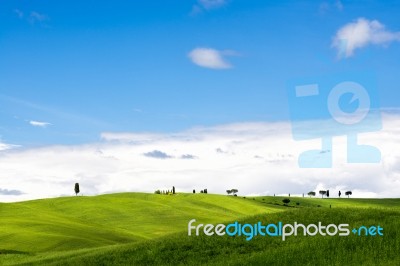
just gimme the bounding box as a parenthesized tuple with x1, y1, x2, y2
(1, 0, 400, 146)
(1, 1, 400, 201)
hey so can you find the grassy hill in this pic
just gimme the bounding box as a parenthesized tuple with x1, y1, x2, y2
(0, 193, 281, 253)
(0, 193, 399, 265)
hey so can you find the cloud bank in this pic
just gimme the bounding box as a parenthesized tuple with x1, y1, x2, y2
(0, 113, 399, 202)
(333, 18, 400, 58)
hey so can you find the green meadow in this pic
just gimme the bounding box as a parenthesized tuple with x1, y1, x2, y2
(0, 193, 399, 265)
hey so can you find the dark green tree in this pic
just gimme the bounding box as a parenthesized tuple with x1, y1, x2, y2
(338, 191, 342, 198)
(345, 191, 352, 198)
(172, 186, 175, 194)
(319, 190, 327, 198)
(326, 190, 330, 198)
(74, 183, 80, 196)
(282, 198, 290, 205)
(308, 191, 316, 197)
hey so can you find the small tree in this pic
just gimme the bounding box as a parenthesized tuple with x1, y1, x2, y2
(326, 190, 330, 198)
(338, 191, 342, 198)
(74, 183, 80, 196)
(282, 198, 290, 206)
(345, 191, 352, 198)
(193, 189, 196, 194)
(204, 189, 208, 194)
(200, 190, 204, 193)
(231, 189, 238, 196)
(319, 190, 327, 198)
(154, 189, 161, 194)
(308, 191, 316, 197)
(172, 186, 175, 194)
(226, 190, 232, 195)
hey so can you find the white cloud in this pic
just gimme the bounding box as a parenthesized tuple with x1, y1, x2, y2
(29, 120, 51, 128)
(0, 143, 17, 151)
(332, 18, 400, 58)
(101, 132, 164, 143)
(0, 138, 20, 151)
(188, 48, 234, 69)
(1, 112, 400, 202)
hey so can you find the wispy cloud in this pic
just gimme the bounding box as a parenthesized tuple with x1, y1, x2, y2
(29, 120, 51, 128)
(332, 18, 400, 58)
(188, 48, 236, 69)
(14, 9, 24, 18)
(319, 0, 343, 14)
(101, 132, 164, 143)
(28, 11, 49, 24)
(335, 0, 344, 11)
(13, 9, 49, 25)
(190, 0, 227, 15)
(181, 154, 198, 159)
(0, 142, 18, 151)
(198, 0, 227, 9)
(0, 94, 110, 129)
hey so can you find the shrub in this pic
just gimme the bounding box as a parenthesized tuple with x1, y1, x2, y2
(282, 198, 290, 205)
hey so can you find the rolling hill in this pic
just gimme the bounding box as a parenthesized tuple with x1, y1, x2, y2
(0, 193, 281, 253)
(0, 193, 399, 265)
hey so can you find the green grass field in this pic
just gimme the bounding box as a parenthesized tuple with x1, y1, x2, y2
(0, 193, 399, 265)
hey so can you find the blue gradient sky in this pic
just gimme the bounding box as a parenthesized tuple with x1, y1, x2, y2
(1, 0, 400, 146)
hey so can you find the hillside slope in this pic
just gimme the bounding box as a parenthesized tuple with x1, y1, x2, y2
(1, 195, 399, 265)
(0, 193, 280, 253)
(2, 205, 400, 266)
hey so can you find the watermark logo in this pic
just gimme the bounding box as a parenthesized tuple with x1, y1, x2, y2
(188, 219, 383, 241)
(286, 73, 382, 168)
